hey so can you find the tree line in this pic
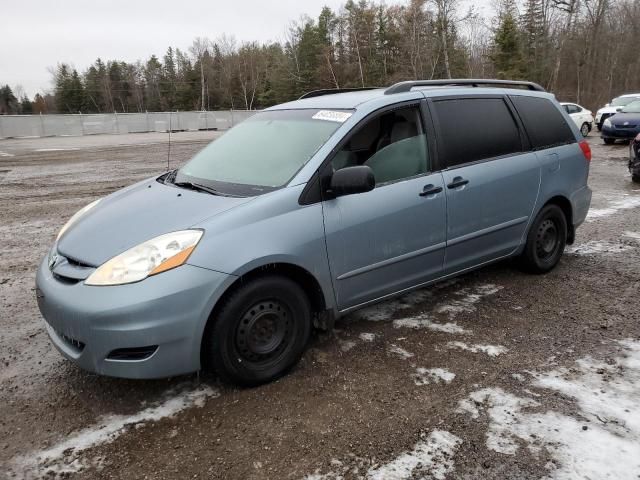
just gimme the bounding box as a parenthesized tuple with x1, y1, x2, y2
(2, 0, 638, 115)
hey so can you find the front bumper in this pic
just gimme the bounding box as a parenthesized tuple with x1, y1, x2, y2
(601, 126, 640, 140)
(36, 256, 234, 379)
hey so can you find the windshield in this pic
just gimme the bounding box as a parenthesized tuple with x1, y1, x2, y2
(622, 101, 640, 113)
(611, 96, 640, 107)
(175, 109, 350, 196)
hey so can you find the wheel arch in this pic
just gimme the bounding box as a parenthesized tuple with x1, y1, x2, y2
(199, 262, 333, 369)
(542, 195, 574, 244)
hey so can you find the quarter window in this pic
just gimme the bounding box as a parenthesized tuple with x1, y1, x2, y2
(332, 106, 428, 185)
(511, 96, 576, 150)
(433, 98, 522, 168)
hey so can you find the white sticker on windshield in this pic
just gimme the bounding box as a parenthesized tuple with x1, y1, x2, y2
(312, 110, 352, 123)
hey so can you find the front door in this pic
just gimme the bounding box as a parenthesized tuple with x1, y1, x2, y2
(322, 104, 447, 310)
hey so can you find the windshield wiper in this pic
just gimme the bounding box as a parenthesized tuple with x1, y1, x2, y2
(172, 180, 226, 196)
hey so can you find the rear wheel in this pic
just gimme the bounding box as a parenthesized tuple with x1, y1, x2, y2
(520, 204, 567, 274)
(603, 138, 615, 145)
(203, 275, 311, 386)
(580, 123, 590, 137)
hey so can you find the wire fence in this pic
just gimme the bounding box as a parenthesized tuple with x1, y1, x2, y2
(0, 110, 256, 139)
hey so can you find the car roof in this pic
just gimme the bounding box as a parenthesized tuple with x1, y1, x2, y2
(267, 84, 554, 112)
(617, 93, 640, 98)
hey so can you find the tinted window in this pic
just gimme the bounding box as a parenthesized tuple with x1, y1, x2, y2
(433, 98, 522, 167)
(564, 104, 580, 114)
(511, 96, 575, 150)
(332, 106, 428, 184)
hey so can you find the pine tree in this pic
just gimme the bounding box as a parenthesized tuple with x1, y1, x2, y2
(491, 10, 525, 79)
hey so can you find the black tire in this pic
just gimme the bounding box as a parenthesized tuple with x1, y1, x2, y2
(596, 124, 602, 132)
(520, 204, 567, 274)
(632, 175, 640, 183)
(603, 138, 615, 145)
(203, 275, 311, 387)
(580, 123, 590, 137)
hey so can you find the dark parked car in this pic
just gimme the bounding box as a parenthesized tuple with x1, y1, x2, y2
(601, 100, 640, 144)
(630, 133, 640, 182)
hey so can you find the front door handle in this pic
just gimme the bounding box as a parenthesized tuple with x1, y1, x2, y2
(419, 184, 443, 196)
(447, 176, 469, 189)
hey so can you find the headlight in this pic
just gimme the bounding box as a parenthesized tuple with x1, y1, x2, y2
(604, 119, 612, 128)
(85, 230, 203, 286)
(57, 199, 101, 241)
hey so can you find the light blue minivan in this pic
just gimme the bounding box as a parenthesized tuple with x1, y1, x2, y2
(36, 79, 592, 386)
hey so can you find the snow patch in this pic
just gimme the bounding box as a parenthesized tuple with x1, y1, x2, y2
(567, 240, 631, 255)
(447, 341, 508, 357)
(388, 344, 414, 359)
(587, 196, 640, 220)
(34, 147, 80, 152)
(436, 284, 503, 318)
(359, 332, 377, 342)
(458, 340, 640, 478)
(393, 314, 470, 334)
(11, 385, 218, 478)
(0, 151, 15, 157)
(339, 340, 357, 352)
(623, 231, 640, 241)
(413, 367, 456, 386)
(367, 430, 461, 480)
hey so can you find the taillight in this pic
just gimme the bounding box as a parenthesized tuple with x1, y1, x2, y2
(579, 140, 591, 161)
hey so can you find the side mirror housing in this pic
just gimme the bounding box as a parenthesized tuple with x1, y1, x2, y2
(329, 166, 375, 196)
(616, 107, 623, 112)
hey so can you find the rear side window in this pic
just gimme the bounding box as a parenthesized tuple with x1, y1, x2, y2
(511, 96, 575, 150)
(433, 98, 522, 168)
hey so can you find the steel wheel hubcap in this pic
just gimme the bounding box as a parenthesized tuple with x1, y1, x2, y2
(536, 219, 558, 259)
(236, 300, 290, 361)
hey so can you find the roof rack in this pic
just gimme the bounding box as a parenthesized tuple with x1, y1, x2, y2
(384, 79, 546, 95)
(299, 87, 381, 100)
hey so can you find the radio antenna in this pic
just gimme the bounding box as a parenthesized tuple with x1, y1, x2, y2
(167, 111, 172, 171)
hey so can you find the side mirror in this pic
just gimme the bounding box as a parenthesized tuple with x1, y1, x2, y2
(605, 103, 610, 107)
(329, 166, 375, 196)
(616, 107, 623, 112)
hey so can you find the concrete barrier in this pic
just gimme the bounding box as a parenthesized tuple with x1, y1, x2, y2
(0, 110, 256, 139)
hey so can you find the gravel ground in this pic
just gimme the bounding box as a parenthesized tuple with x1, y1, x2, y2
(0, 132, 639, 480)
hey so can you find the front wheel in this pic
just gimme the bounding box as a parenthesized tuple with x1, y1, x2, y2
(203, 275, 312, 386)
(580, 123, 590, 137)
(520, 204, 567, 274)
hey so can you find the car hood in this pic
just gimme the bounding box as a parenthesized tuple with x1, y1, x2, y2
(598, 106, 622, 115)
(56, 177, 253, 266)
(608, 113, 640, 125)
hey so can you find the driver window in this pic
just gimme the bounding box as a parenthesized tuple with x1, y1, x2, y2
(331, 105, 428, 185)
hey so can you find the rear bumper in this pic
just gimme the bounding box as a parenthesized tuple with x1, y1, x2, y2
(36, 255, 234, 379)
(571, 185, 592, 228)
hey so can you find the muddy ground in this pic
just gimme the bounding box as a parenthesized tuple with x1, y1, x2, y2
(0, 131, 639, 479)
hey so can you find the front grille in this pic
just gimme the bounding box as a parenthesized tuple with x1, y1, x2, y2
(107, 346, 158, 361)
(615, 124, 637, 129)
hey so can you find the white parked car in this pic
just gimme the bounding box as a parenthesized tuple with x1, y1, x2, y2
(595, 94, 640, 131)
(561, 102, 593, 137)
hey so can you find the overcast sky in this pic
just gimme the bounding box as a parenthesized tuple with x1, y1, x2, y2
(2, 0, 492, 98)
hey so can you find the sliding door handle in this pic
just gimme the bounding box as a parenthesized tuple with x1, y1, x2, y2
(447, 177, 469, 189)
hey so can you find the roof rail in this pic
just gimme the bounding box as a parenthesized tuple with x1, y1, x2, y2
(299, 87, 381, 100)
(384, 79, 546, 95)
